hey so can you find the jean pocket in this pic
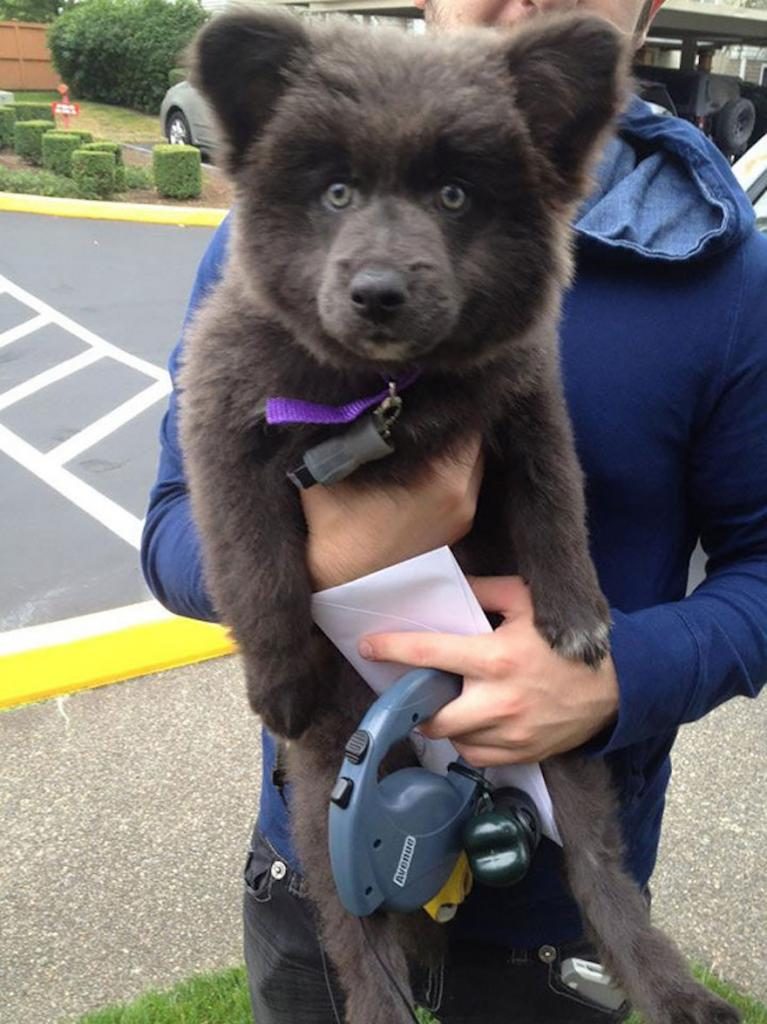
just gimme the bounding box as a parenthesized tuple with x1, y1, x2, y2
(244, 839, 275, 904)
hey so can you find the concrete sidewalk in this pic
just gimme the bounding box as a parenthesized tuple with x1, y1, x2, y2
(1, 658, 764, 1024)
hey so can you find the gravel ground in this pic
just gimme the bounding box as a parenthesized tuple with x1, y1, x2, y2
(0, 658, 764, 1024)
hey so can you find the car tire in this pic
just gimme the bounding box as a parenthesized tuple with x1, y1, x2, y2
(713, 98, 756, 160)
(166, 109, 192, 146)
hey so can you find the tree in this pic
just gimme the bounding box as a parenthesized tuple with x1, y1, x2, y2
(0, 0, 76, 23)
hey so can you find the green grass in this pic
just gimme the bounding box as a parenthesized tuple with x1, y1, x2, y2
(13, 90, 163, 144)
(73, 963, 767, 1024)
(75, 966, 252, 1023)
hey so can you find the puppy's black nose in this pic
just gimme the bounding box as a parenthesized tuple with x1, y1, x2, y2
(350, 269, 407, 322)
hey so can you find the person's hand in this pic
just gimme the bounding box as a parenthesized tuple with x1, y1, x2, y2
(301, 436, 483, 590)
(358, 575, 619, 764)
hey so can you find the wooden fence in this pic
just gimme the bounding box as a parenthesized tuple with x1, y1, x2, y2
(0, 21, 59, 91)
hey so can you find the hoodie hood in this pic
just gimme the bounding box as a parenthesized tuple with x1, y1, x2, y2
(575, 97, 755, 263)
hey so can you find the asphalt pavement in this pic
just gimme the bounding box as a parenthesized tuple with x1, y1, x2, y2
(1, 659, 764, 1024)
(0, 213, 214, 630)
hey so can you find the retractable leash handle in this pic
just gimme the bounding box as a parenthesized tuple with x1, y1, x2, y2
(329, 668, 480, 916)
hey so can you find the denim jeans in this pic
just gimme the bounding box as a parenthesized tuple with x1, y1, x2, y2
(243, 827, 630, 1024)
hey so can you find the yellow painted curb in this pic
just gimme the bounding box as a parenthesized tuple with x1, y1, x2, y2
(0, 191, 227, 227)
(0, 617, 236, 710)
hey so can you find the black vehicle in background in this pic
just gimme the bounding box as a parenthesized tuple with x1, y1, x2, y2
(636, 65, 760, 161)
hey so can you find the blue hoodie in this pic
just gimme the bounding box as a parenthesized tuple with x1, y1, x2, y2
(141, 99, 767, 948)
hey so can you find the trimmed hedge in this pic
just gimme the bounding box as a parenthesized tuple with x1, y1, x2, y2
(153, 143, 200, 199)
(48, 0, 208, 114)
(42, 130, 85, 176)
(0, 165, 79, 198)
(11, 101, 54, 123)
(14, 120, 52, 164)
(80, 141, 125, 190)
(168, 67, 185, 87)
(72, 148, 115, 199)
(0, 105, 14, 148)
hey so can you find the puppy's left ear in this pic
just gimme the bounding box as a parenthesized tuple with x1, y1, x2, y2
(189, 6, 311, 174)
(504, 14, 630, 202)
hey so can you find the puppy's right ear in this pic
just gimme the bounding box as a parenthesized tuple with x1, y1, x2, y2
(189, 7, 310, 174)
(503, 14, 628, 204)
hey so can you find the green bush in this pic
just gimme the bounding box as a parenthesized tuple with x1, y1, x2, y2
(153, 143, 200, 199)
(124, 165, 153, 190)
(42, 130, 84, 176)
(0, 106, 15, 148)
(80, 141, 125, 189)
(72, 148, 115, 199)
(11, 101, 54, 123)
(14, 120, 52, 164)
(168, 67, 186, 87)
(0, 164, 79, 198)
(48, 0, 208, 115)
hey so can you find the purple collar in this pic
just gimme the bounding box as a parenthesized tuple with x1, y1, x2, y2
(265, 369, 420, 426)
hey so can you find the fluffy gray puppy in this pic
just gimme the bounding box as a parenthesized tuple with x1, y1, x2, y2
(179, 8, 739, 1023)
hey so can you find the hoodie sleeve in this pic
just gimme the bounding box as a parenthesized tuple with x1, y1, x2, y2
(140, 217, 231, 622)
(594, 230, 767, 755)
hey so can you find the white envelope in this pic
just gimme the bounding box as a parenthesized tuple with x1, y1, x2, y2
(311, 546, 562, 845)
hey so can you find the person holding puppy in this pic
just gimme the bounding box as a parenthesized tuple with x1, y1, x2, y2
(141, 0, 767, 1020)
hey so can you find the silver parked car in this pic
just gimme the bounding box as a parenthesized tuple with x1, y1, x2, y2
(159, 80, 218, 156)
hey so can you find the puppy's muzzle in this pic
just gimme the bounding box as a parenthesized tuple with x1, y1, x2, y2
(350, 267, 407, 326)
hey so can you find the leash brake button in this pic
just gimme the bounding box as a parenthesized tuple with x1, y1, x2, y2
(330, 777, 355, 809)
(344, 729, 371, 765)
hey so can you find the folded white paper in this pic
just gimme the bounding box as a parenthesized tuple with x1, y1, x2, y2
(311, 546, 561, 845)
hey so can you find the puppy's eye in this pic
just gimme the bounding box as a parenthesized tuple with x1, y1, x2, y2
(324, 182, 354, 210)
(438, 183, 468, 212)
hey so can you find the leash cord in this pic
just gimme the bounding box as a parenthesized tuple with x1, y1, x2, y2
(360, 917, 421, 1023)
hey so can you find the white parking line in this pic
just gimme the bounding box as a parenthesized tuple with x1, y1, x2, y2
(0, 313, 50, 349)
(0, 273, 173, 554)
(0, 416, 144, 549)
(0, 273, 169, 383)
(49, 377, 171, 466)
(0, 348, 103, 412)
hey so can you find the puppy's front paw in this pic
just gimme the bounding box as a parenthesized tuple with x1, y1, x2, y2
(533, 584, 611, 668)
(542, 618, 610, 668)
